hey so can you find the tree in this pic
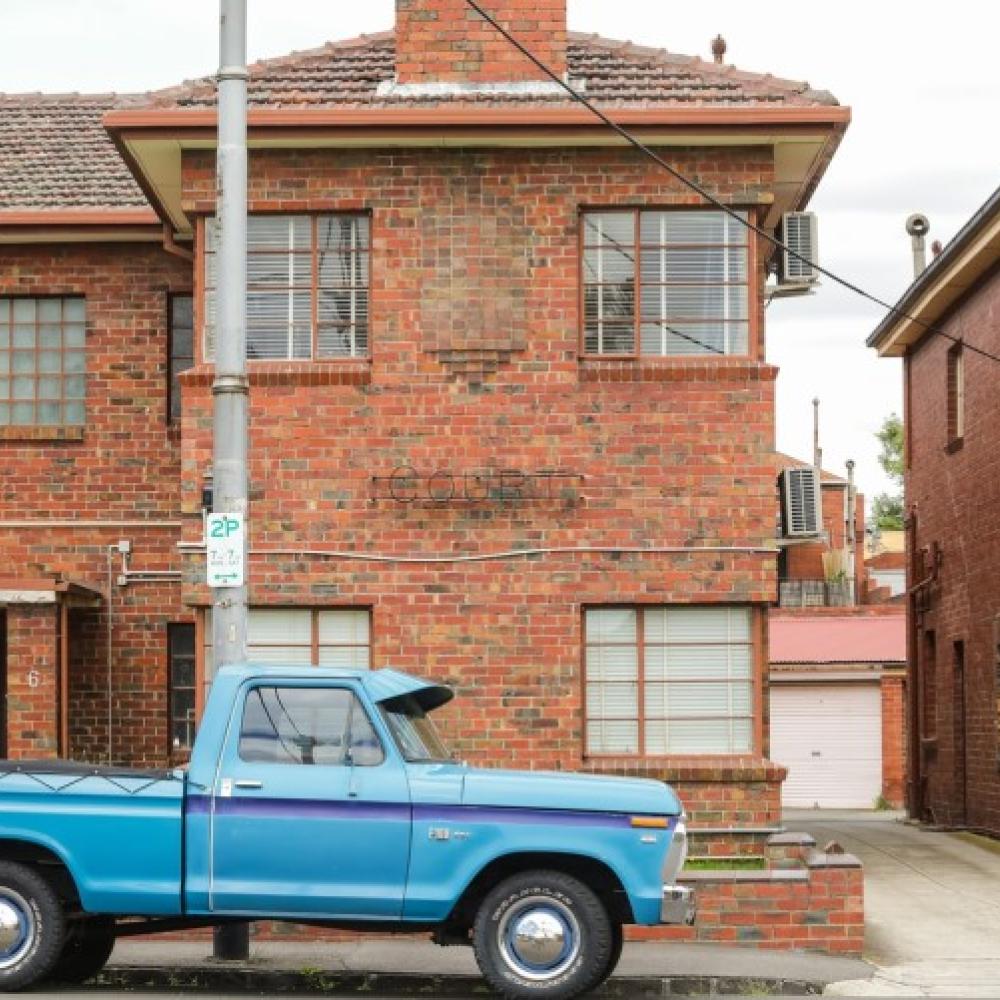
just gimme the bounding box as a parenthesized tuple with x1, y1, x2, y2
(876, 413, 904, 485)
(873, 413, 904, 530)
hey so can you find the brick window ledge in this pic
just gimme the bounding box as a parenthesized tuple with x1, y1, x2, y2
(0, 425, 84, 442)
(579, 358, 778, 384)
(179, 361, 371, 389)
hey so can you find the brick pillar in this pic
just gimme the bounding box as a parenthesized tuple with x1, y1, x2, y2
(881, 673, 906, 807)
(4, 604, 59, 759)
(395, 0, 568, 85)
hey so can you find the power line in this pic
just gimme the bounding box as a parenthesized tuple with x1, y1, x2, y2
(464, 0, 1000, 367)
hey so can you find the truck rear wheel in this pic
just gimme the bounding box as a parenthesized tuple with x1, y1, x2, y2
(48, 917, 116, 984)
(0, 861, 66, 991)
(472, 869, 612, 1000)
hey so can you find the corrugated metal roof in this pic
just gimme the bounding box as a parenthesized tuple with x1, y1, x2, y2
(770, 614, 906, 664)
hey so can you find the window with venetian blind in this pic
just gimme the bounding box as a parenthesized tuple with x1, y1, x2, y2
(204, 215, 370, 361)
(584, 606, 753, 755)
(582, 210, 750, 357)
(204, 608, 370, 676)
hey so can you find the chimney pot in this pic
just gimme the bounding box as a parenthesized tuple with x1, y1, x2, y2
(711, 34, 727, 64)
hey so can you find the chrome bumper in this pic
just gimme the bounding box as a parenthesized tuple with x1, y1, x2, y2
(661, 884, 696, 925)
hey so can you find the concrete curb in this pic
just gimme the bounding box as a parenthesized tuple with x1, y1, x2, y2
(99, 964, 827, 996)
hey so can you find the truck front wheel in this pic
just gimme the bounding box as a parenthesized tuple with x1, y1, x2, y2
(0, 861, 66, 991)
(48, 917, 116, 984)
(472, 870, 613, 1000)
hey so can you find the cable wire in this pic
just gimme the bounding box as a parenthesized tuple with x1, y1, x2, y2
(464, 0, 1000, 366)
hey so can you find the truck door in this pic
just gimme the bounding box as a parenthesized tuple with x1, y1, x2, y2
(209, 682, 411, 918)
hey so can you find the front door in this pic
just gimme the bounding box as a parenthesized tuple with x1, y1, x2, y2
(209, 681, 411, 918)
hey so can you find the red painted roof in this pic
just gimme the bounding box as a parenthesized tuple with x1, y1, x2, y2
(770, 613, 906, 664)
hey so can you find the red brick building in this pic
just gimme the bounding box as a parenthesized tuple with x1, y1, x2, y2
(0, 2, 850, 835)
(769, 453, 906, 808)
(870, 186, 1000, 834)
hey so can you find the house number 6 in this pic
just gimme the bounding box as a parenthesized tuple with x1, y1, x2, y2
(27, 671, 40, 689)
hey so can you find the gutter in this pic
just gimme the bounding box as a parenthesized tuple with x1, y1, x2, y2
(868, 183, 1000, 353)
(104, 105, 852, 131)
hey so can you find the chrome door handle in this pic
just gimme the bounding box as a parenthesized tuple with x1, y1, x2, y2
(234, 780, 263, 790)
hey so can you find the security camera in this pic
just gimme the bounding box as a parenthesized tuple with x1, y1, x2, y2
(906, 214, 930, 237)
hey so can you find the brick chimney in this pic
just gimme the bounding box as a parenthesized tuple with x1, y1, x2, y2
(394, 0, 568, 86)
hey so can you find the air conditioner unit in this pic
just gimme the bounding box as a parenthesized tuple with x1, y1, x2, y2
(778, 212, 819, 285)
(780, 467, 821, 537)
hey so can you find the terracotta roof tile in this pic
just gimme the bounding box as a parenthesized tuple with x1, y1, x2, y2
(0, 93, 149, 212)
(145, 32, 839, 110)
(0, 32, 839, 214)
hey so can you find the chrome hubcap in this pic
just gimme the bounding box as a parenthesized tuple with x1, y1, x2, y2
(498, 897, 580, 981)
(0, 892, 34, 969)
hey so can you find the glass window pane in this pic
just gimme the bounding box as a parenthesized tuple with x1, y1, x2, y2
(586, 719, 638, 755)
(318, 646, 370, 670)
(12, 300, 35, 323)
(318, 609, 370, 645)
(64, 375, 86, 399)
(38, 352, 61, 374)
(0, 403, 8, 425)
(585, 608, 637, 644)
(582, 212, 635, 248)
(63, 400, 85, 424)
(63, 351, 85, 374)
(13, 377, 34, 400)
(247, 608, 312, 645)
(13, 326, 34, 349)
(583, 247, 635, 283)
(38, 300, 62, 322)
(37, 377, 61, 398)
(12, 402, 33, 425)
(38, 402, 60, 423)
(64, 298, 86, 322)
(239, 686, 354, 765)
(0, 354, 7, 375)
(64, 324, 86, 348)
(171, 296, 194, 329)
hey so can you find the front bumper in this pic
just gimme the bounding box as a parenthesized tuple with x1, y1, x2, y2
(661, 884, 696, 925)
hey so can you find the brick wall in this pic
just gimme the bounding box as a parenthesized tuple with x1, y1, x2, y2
(0, 243, 190, 765)
(907, 262, 1000, 833)
(394, 0, 567, 84)
(173, 144, 782, 811)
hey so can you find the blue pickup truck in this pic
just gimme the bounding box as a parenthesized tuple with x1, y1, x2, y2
(0, 664, 693, 998)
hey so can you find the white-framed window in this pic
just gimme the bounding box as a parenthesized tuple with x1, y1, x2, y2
(205, 608, 370, 675)
(585, 606, 754, 755)
(204, 215, 370, 361)
(582, 209, 750, 357)
(0, 297, 86, 426)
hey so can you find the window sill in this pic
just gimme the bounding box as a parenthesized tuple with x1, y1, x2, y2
(0, 425, 84, 442)
(180, 360, 372, 388)
(578, 356, 776, 383)
(583, 756, 784, 783)
(945, 437, 964, 454)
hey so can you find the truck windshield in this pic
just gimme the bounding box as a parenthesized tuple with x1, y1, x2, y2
(379, 695, 452, 763)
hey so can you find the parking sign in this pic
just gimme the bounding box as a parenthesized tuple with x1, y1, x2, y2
(207, 513, 245, 588)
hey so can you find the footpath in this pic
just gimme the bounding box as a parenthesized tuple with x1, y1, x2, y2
(104, 937, 872, 996)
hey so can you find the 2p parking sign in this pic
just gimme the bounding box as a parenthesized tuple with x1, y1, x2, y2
(207, 513, 245, 588)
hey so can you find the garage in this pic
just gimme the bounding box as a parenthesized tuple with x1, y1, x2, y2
(771, 682, 883, 809)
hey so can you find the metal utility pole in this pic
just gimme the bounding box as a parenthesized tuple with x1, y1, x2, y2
(212, 0, 250, 962)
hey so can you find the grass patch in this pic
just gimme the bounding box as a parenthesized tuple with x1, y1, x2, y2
(684, 856, 767, 871)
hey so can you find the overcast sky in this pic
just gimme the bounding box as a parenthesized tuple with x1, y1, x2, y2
(2, 1, 996, 510)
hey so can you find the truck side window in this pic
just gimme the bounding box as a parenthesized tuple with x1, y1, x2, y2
(239, 687, 384, 767)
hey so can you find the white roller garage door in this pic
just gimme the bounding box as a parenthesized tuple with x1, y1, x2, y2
(770, 683, 882, 809)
